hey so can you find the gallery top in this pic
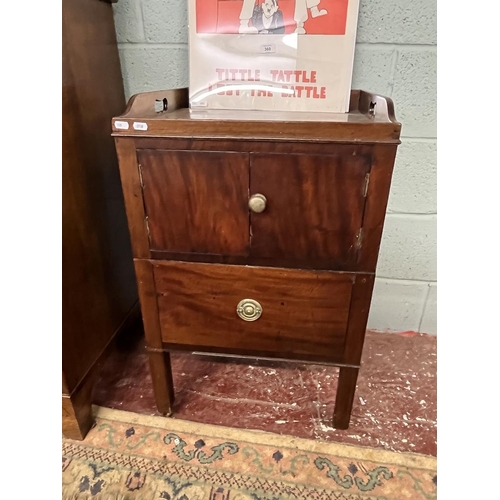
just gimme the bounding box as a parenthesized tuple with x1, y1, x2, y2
(112, 88, 401, 144)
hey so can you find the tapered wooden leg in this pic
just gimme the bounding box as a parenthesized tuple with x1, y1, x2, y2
(134, 260, 175, 416)
(148, 350, 175, 416)
(333, 366, 359, 430)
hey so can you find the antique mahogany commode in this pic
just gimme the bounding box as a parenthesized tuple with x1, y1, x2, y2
(113, 88, 401, 429)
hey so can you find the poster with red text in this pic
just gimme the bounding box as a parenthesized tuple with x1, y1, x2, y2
(188, 0, 360, 113)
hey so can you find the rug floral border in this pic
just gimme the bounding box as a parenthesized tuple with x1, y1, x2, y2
(62, 406, 437, 500)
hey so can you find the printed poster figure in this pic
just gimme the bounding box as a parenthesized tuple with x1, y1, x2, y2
(251, 0, 285, 34)
(239, 0, 327, 34)
(294, 0, 328, 34)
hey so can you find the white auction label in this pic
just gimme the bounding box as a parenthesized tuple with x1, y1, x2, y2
(191, 101, 208, 107)
(114, 120, 129, 130)
(133, 122, 148, 131)
(260, 44, 276, 54)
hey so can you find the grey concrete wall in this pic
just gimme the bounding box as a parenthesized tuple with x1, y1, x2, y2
(113, 0, 437, 334)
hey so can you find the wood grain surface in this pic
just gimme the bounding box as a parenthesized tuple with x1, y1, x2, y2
(62, 0, 137, 439)
(138, 150, 250, 256)
(250, 152, 370, 265)
(153, 261, 354, 362)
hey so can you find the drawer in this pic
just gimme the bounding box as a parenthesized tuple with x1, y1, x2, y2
(152, 261, 354, 363)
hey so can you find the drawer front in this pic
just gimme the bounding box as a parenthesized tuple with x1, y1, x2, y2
(249, 152, 370, 266)
(153, 261, 353, 363)
(138, 149, 249, 256)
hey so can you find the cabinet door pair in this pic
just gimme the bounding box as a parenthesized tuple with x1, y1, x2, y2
(138, 148, 370, 266)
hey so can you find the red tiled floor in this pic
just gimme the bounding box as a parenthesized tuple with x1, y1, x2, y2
(93, 329, 436, 456)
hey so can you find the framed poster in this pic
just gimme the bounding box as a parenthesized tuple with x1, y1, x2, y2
(188, 0, 360, 113)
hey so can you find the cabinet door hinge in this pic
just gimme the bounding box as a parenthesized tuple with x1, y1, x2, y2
(363, 173, 370, 197)
(356, 228, 363, 251)
(145, 216, 151, 240)
(138, 164, 145, 189)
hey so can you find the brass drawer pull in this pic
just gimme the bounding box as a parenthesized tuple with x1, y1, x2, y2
(249, 194, 267, 213)
(236, 299, 263, 321)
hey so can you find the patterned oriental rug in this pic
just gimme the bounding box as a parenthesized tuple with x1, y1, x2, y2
(62, 406, 437, 500)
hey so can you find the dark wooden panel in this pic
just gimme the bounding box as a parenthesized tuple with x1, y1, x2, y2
(153, 261, 353, 362)
(62, 301, 141, 439)
(250, 153, 370, 265)
(62, 304, 141, 440)
(62, 0, 137, 394)
(138, 150, 250, 256)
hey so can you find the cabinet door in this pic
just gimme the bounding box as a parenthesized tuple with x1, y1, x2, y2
(138, 150, 249, 255)
(249, 152, 370, 265)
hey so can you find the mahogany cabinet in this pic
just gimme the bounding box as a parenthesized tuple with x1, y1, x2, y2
(113, 89, 401, 428)
(62, 0, 138, 440)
